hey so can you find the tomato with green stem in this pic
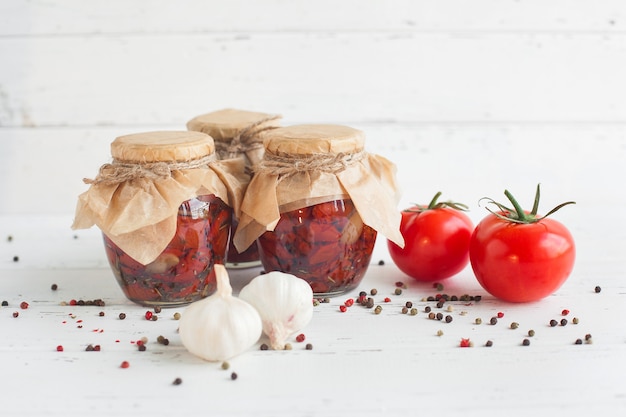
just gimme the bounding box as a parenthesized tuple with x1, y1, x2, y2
(469, 184, 576, 303)
(387, 192, 473, 282)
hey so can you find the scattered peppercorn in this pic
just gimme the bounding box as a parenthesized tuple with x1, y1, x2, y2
(549, 319, 558, 327)
(435, 312, 443, 321)
(13, 255, 19, 262)
(173, 378, 183, 385)
(99, 311, 105, 317)
(409, 308, 418, 316)
(436, 300, 445, 309)
(12, 311, 19, 317)
(370, 288, 378, 296)
(594, 286, 601, 293)
(575, 339, 583, 345)
(51, 284, 58, 291)
(497, 312, 504, 318)
(436, 330, 444, 336)
(1, 300, 8, 306)
(485, 340, 493, 347)
(585, 333, 592, 341)
(138, 344, 146, 352)
(528, 329, 536, 337)
(230, 372, 237, 380)
(405, 301, 413, 308)
(425, 306, 432, 313)
(154, 306, 162, 313)
(490, 317, 498, 325)
(7, 235, 13, 242)
(260, 343, 269, 350)
(401, 306, 408, 314)
(460, 338, 472, 348)
(56, 345, 64, 352)
(572, 317, 579, 324)
(173, 312, 181, 320)
(120, 361, 130, 368)
(119, 313, 126, 320)
(561, 309, 569, 316)
(365, 298, 375, 309)
(374, 305, 383, 315)
(522, 339, 530, 346)
(435, 283, 444, 291)
(394, 288, 402, 295)
(378, 260, 385, 266)
(295, 333, 306, 343)
(445, 315, 453, 323)
(510, 322, 519, 329)
(151, 315, 158, 321)
(221, 361, 230, 370)
(145, 311, 153, 320)
(284, 343, 292, 350)
(86, 344, 94, 351)
(560, 318, 568, 326)
(339, 305, 347, 313)
(428, 312, 436, 320)
(344, 298, 354, 307)
(20, 301, 29, 309)
(384, 297, 391, 302)
(305, 343, 313, 350)
(475, 318, 482, 325)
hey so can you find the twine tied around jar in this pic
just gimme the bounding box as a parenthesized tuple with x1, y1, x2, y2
(83, 153, 218, 186)
(214, 115, 282, 160)
(255, 149, 367, 180)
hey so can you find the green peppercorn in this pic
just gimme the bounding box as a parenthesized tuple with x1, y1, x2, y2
(528, 329, 536, 337)
(510, 322, 519, 329)
(221, 361, 230, 370)
(394, 288, 402, 295)
(410, 308, 418, 316)
(572, 317, 579, 324)
(475, 318, 482, 325)
(374, 305, 383, 315)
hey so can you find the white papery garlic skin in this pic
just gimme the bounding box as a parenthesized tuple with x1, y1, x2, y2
(178, 265, 262, 362)
(239, 271, 313, 350)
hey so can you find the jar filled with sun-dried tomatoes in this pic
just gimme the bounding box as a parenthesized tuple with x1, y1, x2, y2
(187, 108, 282, 269)
(72, 131, 245, 307)
(233, 124, 404, 296)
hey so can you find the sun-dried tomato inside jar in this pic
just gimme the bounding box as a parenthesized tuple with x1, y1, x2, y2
(187, 108, 281, 269)
(233, 124, 404, 296)
(73, 131, 243, 307)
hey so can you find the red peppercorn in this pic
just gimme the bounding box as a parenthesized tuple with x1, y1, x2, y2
(561, 309, 570, 316)
(339, 305, 347, 313)
(12, 311, 19, 318)
(120, 361, 130, 368)
(497, 311, 504, 318)
(460, 338, 471, 348)
(295, 333, 306, 343)
(384, 297, 391, 303)
(69, 299, 77, 306)
(56, 345, 64, 352)
(20, 301, 29, 309)
(145, 311, 153, 320)
(344, 298, 354, 307)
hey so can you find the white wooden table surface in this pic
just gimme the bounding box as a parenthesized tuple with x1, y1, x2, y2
(2, 1, 626, 416)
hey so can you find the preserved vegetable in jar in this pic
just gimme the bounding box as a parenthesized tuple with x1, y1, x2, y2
(72, 131, 244, 307)
(187, 108, 281, 268)
(234, 124, 404, 296)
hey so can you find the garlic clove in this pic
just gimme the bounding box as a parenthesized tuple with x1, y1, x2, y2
(239, 271, 313, 350)
(178, 264, 262, 361)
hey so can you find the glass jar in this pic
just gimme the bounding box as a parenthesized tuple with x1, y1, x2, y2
(233, 124, 404, 297)
(187, 108, 281, 269)
(73, 131, 241, 307)
(257, 199, 377, 295)
(104, 194, 231, 307)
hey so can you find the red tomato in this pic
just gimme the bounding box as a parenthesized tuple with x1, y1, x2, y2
(387, 193, 473, 281)
(469, 185, 576, 302)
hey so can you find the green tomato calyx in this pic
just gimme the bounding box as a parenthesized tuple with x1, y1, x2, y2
(480, 184, 575, 224)
(405, 192, 469, 213)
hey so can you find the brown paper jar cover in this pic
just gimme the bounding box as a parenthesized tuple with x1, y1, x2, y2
(72, 131, 247, 265)
(186, 108, 281, 167)
(233, 124, 405, 252)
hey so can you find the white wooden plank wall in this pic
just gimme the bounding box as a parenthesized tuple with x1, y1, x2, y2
(1, 0, 625, 217)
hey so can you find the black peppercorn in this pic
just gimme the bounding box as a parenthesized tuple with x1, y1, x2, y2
(522, 339, 530, 346)
(549, 319, 558, 327)
(173, 378, 183, 385)
(119, 313, 126, 320)
(490, 317, 498, 325)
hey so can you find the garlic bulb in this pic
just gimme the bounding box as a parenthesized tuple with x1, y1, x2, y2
(239, 271, 313, 350)
(178, 264, 262, 361)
